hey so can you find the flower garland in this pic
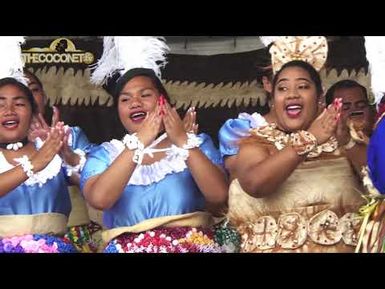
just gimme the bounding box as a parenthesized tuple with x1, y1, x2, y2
(0, 234, 77, 253)
(104, 227, 223, 253)
(64, 222, 103, 253)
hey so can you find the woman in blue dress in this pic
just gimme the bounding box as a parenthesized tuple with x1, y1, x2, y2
(0, 77, 79, 253)
(81, 37, 228, 253)
(24, 69, 101, 252)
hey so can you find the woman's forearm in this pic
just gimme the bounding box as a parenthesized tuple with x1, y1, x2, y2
(0, 167, 29, 197)
(83, 149, 138, 210)
(238, 146, 305, 198)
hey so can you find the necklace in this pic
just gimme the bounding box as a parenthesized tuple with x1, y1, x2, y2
(0, 138, 29, 151)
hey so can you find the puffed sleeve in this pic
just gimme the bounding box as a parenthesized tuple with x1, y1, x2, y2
(197, 133, 223, 166)
(218, 118, 253, 158)
(80, 145, 111, 191)
(218, 112, 268, 158)
(69, 126, 95, 154)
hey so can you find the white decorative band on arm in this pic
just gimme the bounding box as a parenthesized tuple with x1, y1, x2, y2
(132, 149, 144, 165)
(289, 130, 318, 156)
(16, 155, 35, 178)
(182, 133, 202, 150)
(172, 133, 203, 161)
(122, 133, 145, 165)
(171, 146, 191, 161)
(122, 133, 145, 151)
(64, 149, 86, 176)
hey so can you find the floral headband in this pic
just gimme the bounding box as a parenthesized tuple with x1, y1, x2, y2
(269, 36, 328, 74)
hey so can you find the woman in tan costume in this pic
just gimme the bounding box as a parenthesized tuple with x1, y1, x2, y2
(224, 37, 367, 252)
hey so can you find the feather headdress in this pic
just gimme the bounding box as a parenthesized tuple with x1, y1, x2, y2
(90, 36, 170, 86)
(259, 36, 280, 48)
(0, 36, 27, 85)
(364, 36, 385, 106)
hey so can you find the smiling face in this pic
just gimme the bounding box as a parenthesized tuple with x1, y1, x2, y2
(0, 84, 33, 143)
(334, 86, 373, 132)
(272, 66, 320, 132)
(117, 75, 160, 133)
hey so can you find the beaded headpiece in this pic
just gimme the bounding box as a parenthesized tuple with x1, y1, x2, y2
(268, 36, 328, 74)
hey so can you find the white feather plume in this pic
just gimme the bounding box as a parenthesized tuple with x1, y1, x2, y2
(90, 36, 170, 85)
(259, 36, 280, 47)
(364, 36, 385, 106)
(0, 36, 27, 85)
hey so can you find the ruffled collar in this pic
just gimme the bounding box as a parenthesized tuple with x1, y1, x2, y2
(0, 139, 63, 187)
(103, 134, 203, 186)
(251, 123, 338, 158)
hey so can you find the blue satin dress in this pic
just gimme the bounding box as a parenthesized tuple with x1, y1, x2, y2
(0, 137, 76, 253)
(69, 126, 95, 154)
(80, 133, 223, 230)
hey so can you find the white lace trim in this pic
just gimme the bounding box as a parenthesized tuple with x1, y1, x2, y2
(103, 135, 203, 186)
(0, 141, 63, 187)
(63, 148, 86, 176)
